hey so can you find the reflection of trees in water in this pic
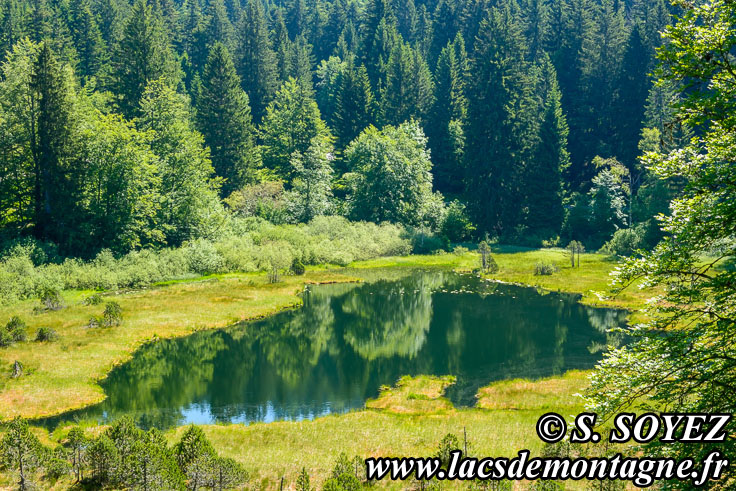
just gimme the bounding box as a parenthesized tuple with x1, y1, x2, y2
(340, 274, 445, 360)
(585, 307, 628, 352)
(44, 271, 631, 429)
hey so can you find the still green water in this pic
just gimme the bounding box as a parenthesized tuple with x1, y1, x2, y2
(43, 270, 627, 429)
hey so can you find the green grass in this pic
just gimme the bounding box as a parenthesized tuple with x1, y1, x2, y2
(164, 373, 588, 489)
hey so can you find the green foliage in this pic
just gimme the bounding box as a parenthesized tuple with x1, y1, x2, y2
(291, 258, 306, 275)
(102, 301, 123, 327)
(0, 417, 46, 489)
(286, 138, 335, 223)
(197, 43, 260, 196)
(5, 315, 27, 343)
(345, 121, 437, 227)
(82, 293, 103, 306)
(587, 0, 736, 485)
(440, 201, 475, 243)
(39, 286, 63, 310)
(477, 241, 498, 274)
(261, 78, 333, 181)
(110, 0, 179, 117)
(138, 79, 224, 246)
(533, 262, 557, 276)
(35, 326, 58, 342)
(435, 433, 460, 467)
(296, 466, 312, 491)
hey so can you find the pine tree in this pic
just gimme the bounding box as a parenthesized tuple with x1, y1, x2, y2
(272, 8, 293, 82)
(197, 42, 260, 196)
(236, 0, 278, 122)
(521, 0, 549, 61)
(110, 0, 180, 117)
(524, 55, 569, 237)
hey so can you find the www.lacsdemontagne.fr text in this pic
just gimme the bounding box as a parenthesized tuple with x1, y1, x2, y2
(365, 449, 729, 487)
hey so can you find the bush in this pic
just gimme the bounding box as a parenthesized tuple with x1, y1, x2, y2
(102, 302, 123, 327)
(83, 293, 104, 306)
(35, 327, 59, 342)
(0, 329, 12, 348)
(452, 245, 469, 255)
(5, 316, 27, 343)
(291, 258, 306, 275)
(40, 286, 64, 311)
(600, 223, 649, 257)
(534, 262, 558, 276)
(441, 201, 476, 243)
(0, 219, 412, 304)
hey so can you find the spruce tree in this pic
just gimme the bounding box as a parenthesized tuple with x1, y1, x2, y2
(524, 55, 569, 237)
(380, 42, 433, 126)
(334, 61, 374, 149)
(31, 42, 75, 243)
(69, 0, 106, 79)
(197, 42, 260, 196)
(428, 36, 467, 194)
(110, 0, 180, 117)
(465, 2, 537, 236)
(236, 0, 278, 122)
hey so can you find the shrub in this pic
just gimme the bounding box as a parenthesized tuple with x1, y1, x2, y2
(452, 245, 469, 255)
(102, 302, 123, 327)
(6, 316, 27, 343)
(35, 327, 59, 342)
(0, 329, 12, 348)
(600, 223, 648, 257)
(40, 286, 64, 311)
(441, 201, 476, 243)
(83, 293, 104, 306)
(291, 258, 306, 275)
(534, 262, 558, 276)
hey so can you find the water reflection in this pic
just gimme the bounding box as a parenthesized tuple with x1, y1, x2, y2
(41, 271, 628, 429)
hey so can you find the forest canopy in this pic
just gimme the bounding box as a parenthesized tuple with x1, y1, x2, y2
(0, 0, 683, 259)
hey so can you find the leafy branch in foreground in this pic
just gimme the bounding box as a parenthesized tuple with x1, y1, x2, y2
(586, 0, 736, 487)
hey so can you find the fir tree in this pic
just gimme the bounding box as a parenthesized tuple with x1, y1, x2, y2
(524, 55, 569, 237)
(197, 42, 260, 196)
(110, 0, 180, 117)
(334, 61, 374, 149)
(69, 0, 106, 78)
(236, 0, 278, 122)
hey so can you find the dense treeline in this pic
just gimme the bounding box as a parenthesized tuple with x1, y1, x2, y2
(0, 0, 686, 260)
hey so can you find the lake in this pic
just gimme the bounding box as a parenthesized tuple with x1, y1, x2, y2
(41, 270, 627, 429)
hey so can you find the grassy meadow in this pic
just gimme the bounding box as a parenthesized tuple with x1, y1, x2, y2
(0, 247, 653, 488)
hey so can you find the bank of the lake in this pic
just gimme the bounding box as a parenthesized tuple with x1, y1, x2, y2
(0, 248, 650, 421)
(0, 248, 652, 488)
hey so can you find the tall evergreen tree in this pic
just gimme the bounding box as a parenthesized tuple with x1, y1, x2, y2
(69, 0, 106, 79)
(236, 0, 278, 122)
(428, 35, 467, 194)
(524, 55, 569, 237)
(110, 0, 180, 117)
(334, 60, 374, 149)
(465, 2, 537, 236)
(196, 43, 260, 196)
(380, 42, 433, 126)
(31, 42, 76, 244)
